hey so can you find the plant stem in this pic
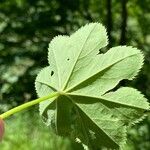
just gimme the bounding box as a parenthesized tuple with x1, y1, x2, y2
(0, 92, 59, 120)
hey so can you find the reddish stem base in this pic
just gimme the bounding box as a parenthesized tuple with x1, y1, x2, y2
(0, 118, 4, 141)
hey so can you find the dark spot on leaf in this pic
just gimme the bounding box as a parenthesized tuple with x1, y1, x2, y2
(51, 71, 54, 76)
(67, 58, 70, 61)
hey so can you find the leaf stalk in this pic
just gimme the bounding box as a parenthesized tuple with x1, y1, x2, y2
(0, 92, 58, 119)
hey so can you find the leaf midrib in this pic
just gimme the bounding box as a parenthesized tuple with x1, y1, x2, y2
(66, 95, 119, 148)
(68, 96, 118, 145)
(65, 52, 141, 92)
(36, 81, 57, 91)
(67, 93, 149, 110)
(61, 24, 97, 91)
(63, 94, 94, 149)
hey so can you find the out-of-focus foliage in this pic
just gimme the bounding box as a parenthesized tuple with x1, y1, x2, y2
(124, 116, 150, 150)
(0, 110, 84, 150)
(0, 0, 150, 149)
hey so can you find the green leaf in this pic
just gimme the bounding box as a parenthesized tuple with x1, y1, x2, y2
(35, 23, 149, 149)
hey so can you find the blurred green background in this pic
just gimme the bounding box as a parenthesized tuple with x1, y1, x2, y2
(0, 0, 150, 149)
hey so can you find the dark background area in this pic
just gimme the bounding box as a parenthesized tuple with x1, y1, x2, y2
(0, 0, 150, 149)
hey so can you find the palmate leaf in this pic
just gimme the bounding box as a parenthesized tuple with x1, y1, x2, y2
(35, 23, 149, 149)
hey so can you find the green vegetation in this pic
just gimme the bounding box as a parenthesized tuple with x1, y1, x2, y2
(0, 0, 150, 149)
(35, 23, 149, 149)
(1, 110, 83, 150)
(1, 112, 150, 150)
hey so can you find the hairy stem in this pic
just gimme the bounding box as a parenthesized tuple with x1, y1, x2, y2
(0, 92, 59, 119)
